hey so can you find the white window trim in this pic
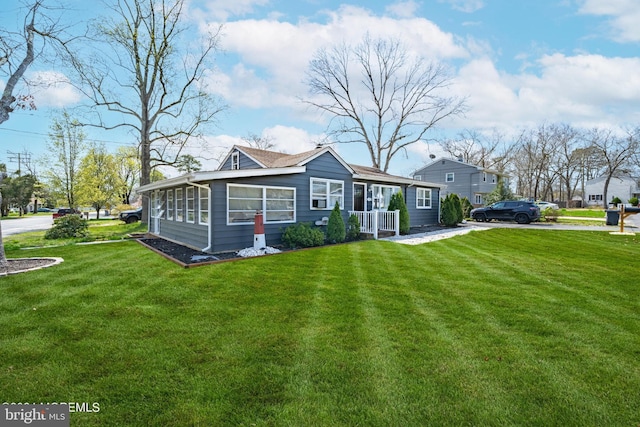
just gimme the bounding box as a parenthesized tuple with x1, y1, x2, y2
(175, 188, 184, 222)
(310, 177, 344, 210)
(446, 172, 455, 183)
(371, 184, 400, 210)
(186, 186, 195, 223)
(198, 187, 209, 225)
(227, 183, 296, 226)
(231, 152, 239, 170)
(416, 188, 432, 209)
(167, 189, 174, 220)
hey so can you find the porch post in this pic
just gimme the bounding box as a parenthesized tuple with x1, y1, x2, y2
(373, 211, 378, 240)
(394, 209, 400, 236)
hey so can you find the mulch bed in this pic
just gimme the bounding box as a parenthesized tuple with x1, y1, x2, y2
(138, 238, 240, 267)
(137, 225, 448, 268)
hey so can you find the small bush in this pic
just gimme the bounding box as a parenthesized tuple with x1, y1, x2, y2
(460, 197, 473, 218)
(630, 196, 639, 207)
(281, 223, 325, 249)
(45, 214, 89, 239)
(441, 193, 463, 227)
(346, 214, 361, 241)
(326, 201, 346, 244)
(610, 196, 622, 206)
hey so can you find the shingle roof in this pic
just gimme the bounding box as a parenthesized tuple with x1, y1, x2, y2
(237, 145, 325, 168)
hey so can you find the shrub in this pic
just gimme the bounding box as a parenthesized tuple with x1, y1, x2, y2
(281, 223, 325, 249)
(630, 196, 639, 207)
(484, 179, 514, 205)
(346, 214, 361, 241)
(441, 193, 463, 227)
(45, 214, 89, 239)
(388, 191, 410, 234)
(326, 201, 346, 244)
(611, 196, 622, 206)
(460, 197, 473, 218)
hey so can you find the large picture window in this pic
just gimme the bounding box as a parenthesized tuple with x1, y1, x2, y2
(175, 188, 184, 222)
(186, 186, 195, 223)
(199, 187, 209, 224)
(228, 184, 295, 225)
(311, 178, 343, 210)
(416, 188, 432, 209)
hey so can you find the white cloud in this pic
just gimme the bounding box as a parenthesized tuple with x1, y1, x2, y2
(577, 0, 640, 42)
(447, 53, 640, 135)
(385, 1, 421, 18)
(438, 0, 484, 13)
(28, 71, 83, 108)
(208, 5, 468, 113)
(190, 0, 270, 21)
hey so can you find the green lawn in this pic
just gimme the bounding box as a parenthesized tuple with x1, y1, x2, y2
(1, 229, 639, 426)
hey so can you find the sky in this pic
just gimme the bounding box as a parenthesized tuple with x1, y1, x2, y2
(1, 0, 639, 178)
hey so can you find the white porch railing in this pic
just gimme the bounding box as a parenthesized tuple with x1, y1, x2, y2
(348, 210, 400, 239)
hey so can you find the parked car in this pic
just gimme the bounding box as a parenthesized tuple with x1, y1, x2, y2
(536, 201, 559, 211)
(471, 201, 540, 224)
(52, 208, 80, 219)
(37, 207, 53, 212)
(119, 207, 143, 223)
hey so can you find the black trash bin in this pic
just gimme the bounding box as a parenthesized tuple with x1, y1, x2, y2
(605, 209, 619, 226)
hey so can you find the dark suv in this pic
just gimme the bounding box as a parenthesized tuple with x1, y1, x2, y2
(119, 207, 143, 223)
(471, 201, 540, 224)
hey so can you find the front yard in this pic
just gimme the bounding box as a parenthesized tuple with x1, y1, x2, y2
(0, 228, 638, 426)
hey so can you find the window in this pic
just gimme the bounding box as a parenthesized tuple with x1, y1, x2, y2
(175, 188, 184, 221)
(167, 190, 174, 220)
(413, 175, 422, 181)
(199, 187, 209, 224)
(491, 174, 496, 183)
(231, 152, 239, 170)
(311, 178, 344, 210)
(228, 184, 295, 225)
(186, 186, 195, 223)
(371, 184, 400, 209)
(475, 194, 483, 205)
(482, 172, 487, 182)
(416, 188, 432, 209)
(151, 191, 165, 218)
(589, 194, 603, 201)
(446, 172, 454, 182)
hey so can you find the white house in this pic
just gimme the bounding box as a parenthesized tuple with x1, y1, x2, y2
(585, 175, 640, 206)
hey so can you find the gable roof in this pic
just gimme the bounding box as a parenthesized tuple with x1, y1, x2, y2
(221, 145, 355, 172)
(138, 145, 444, 192)
(416, 157, 508, 177)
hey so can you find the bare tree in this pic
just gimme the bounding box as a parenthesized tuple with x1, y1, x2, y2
(304, 35, 466, 172)
(585, 127, 639, 205)
(242, 132, 275, 151)
(64, 0, 225, 223)
(0, 0, 68, 268)
(439, 129, 504, 169)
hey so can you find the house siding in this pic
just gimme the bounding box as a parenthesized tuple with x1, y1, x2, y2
(415, 158, 502, 205)
(220, 149, 262, 170)
(145, 149, 442, 253)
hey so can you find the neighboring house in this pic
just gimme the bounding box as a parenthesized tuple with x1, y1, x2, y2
(413, 158, 508, 206)
(585, 175, 640, 206)
(136, 145, 443, 253)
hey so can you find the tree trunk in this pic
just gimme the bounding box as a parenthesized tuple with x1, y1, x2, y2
(0, 192, 7, 269)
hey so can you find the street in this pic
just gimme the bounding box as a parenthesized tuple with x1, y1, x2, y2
(1, 215, 55, 236)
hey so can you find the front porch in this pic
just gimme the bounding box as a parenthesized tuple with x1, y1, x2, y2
(348, 210, 400, 239)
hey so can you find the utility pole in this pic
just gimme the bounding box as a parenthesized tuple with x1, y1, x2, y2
(7, 150, 33, 176)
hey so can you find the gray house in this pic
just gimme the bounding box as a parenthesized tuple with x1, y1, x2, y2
(413, 158, 508, 206)
(136, 145, 443, 253)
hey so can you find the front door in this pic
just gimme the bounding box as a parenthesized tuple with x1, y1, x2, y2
(353, 183, 366, 211)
